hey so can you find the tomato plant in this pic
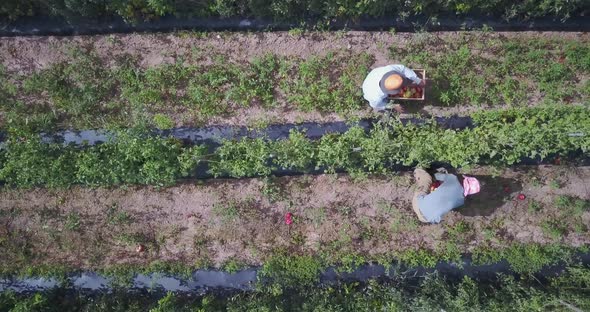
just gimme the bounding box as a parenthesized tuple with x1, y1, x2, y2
(0, 106, 587, 187)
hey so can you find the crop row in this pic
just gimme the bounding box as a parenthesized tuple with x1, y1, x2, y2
(1, 265, 589, 311)
(1, 34, 588, 131)
(2, 0, 588, 23)
(0, 51, 371, 131)
(396, 33, 589, 106)
(1, 106, 588, 188)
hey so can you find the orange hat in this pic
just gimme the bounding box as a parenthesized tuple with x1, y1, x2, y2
(384, 74, 403, 90)
(379, 71, 405, 94)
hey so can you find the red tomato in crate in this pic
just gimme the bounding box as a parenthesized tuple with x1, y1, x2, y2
(430, 181, 442, 192)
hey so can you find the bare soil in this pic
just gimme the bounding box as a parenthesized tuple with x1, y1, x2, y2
(1, 165, 588, 272)
(1, 31, 587, 128)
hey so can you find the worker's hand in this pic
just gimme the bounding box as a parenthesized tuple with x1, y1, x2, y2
(418, 80, 426, 87)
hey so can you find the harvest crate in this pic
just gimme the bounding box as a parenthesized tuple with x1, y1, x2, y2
(388, 69, 425, 101)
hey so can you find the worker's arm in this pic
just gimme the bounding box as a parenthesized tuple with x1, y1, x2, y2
(434, 173, 449, 182)
(388, 64, 422, 85)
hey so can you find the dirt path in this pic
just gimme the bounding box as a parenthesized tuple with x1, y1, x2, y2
(1, 165, 588, 272)
(1, 31, 587, 128)
(1, 31, 586, 72)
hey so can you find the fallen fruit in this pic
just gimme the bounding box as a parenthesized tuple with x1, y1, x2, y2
(517, 194, 526, 201)
(430, 181, 442, 191)
(136, 244, 145, 253)
(285, 212, 293, 225)
(503, 185, 510, 193)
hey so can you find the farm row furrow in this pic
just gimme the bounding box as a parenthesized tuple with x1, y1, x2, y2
(2, 267, 590, 310)
(1, 165, 588, 278)
(1, 32, 588, 131)
(1, 21, 590, 309)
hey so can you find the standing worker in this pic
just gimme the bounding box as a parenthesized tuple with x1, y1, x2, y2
(362, 64, 423, 111)
(412, 168, 480, 223)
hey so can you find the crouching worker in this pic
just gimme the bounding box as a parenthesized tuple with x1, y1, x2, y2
(362, 64, 423, 111)
(412, 168, 480, 223)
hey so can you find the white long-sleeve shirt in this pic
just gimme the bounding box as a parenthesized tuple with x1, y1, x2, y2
(361, 64, 422, 110)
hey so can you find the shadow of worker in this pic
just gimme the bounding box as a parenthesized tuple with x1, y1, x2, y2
(456, 175, 523, 217)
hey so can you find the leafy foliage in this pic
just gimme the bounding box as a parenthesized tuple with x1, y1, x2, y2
(208, 106, 590, 177)
(259, 254, 324, 289)
(1, 0, 588, 23)
(273, 129, 316, 171)
(394, 34, 590, 106)
(2, 266, 590, 311)
(1, 106, 587, 187)
(209, 137, 272, 177)
(2, 36, 588, 132)
(0, 130, 205, 188)
(3, 50, 370, 131)
(280, 53, 372, 113)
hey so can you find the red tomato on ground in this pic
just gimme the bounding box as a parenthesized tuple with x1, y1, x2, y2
(285, 212, 293, 225)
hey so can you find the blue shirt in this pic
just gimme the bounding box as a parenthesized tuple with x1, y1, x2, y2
(417, 173, 465, 223)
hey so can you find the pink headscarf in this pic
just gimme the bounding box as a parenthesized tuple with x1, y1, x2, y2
(463, 176, 481, 197)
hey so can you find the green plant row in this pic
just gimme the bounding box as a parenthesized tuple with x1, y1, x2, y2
(0, 242, 584, 286)
(394, 33, 590, 106)
(0, 129, 206, 188)
(0, 50, 371, 132)
(0, 106, 588, 188)
(2, 0, 588, 23)
(258, 243, 584, 292)
(210, 105, 589, 177)
(1, 35, 588, 132)
(2, 266, 590, 312)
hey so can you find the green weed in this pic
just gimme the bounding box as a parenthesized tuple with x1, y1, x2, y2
(229, 54, 279, 107)
(281, 52, 372, 113)
(259, 254, 324, 289)
(393, 35, 588, 107)
(541, 219, 567, 239)
(549, 179, 562, 189)
(337, 253, 365, 273)
(445, 220, 472, 244)
(152, 114, 174, 129)
(305, 207, 327, 229)
(260, 177, 283, 203)
(397, 249, 438, 268)
(288, 28, 304, 37)
(106, 204, 133, 226)
(336, 205, 353, 217)
(390, 215, 419, 234)
(527, 200, 543, 213)
(376, 200, 397, 216)
(64, 212, 81, 231)
(212, 201, 241, 223)
(554, 195, 589, 216)
(222, 258, 244, 273)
